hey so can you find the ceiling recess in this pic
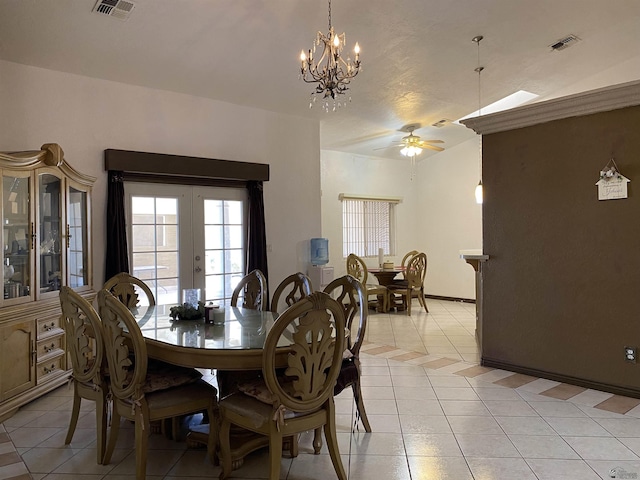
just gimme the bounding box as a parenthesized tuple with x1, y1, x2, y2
(549, 34, 581, 51)
(92, 0, 135, 20)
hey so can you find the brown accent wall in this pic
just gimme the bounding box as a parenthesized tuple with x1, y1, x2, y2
(482, 105, 640, 395)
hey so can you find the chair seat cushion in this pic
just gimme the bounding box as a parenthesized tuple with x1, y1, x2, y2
(140, 359, 203, 393)
(220, 391, 304, 429)
(132, 378, 218, 412)
(334, 357, 359, 395)
(237, 376, 295, 404)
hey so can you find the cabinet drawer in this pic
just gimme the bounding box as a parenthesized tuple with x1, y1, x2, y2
(37, 335, 64, 360)
(36, 356, 65, 383)
(37, 316, 64, 338)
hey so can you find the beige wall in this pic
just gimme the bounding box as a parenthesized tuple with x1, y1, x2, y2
(0, 59, 321, 290)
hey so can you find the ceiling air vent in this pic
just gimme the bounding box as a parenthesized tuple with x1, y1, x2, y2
(549, 34, 581, 51)
(92, 0, 135, 20)
(431, 119, 450, 128)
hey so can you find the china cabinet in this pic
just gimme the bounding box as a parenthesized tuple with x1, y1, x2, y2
(0, 143, 94, 422)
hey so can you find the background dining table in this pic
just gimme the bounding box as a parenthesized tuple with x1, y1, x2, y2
(368, 267, 405, 286)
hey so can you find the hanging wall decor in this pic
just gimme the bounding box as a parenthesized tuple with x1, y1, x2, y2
(595, 158, 630, 201)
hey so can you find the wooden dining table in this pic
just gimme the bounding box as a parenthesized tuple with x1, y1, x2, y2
(131, 304, 287, 468)
(132, 304, 288, 371)
(368, 267, 404, 286)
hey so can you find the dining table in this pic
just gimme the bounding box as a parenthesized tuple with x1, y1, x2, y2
(132, 304, 288, 371)
(131, 304, 288, 468)
(368, 267, 404, 287)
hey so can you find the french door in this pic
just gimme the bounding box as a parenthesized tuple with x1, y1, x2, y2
(124, 183, 247, 306)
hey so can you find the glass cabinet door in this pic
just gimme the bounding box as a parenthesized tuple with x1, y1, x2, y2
(67, 186, 88, 288)
(2, 173, 32, 300)
(38, 173, 62, 295)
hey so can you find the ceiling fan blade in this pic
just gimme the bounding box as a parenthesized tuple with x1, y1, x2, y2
(420, 139, 444, 144)
(422, 144, 445, 152)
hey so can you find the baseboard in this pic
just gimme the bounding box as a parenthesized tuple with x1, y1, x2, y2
(481, 357, 640, 399)
(424, 294, 475, 304)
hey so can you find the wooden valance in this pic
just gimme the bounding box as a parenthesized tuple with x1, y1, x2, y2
(104, 149, 269, 185)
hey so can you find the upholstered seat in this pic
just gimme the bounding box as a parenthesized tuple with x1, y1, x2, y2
(59, 286, 109, 464)
(98, 289, 218, 480)
(217, 291, 348, 480)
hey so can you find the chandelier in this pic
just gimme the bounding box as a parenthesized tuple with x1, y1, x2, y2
(299, 0, 361, 112)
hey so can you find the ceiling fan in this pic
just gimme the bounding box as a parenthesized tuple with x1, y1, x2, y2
(375, 123, 445, 156)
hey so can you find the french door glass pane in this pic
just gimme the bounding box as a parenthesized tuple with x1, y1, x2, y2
(203, 199, 244, 305)
(130, 196, 179, 306)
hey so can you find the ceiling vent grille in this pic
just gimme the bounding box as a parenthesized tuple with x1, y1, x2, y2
(549, 34, 581, 51)
(431, 119, 450, 128)
(93, 0, 135, 20)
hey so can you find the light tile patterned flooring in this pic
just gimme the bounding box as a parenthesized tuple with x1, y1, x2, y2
(3, 299, 640, 479)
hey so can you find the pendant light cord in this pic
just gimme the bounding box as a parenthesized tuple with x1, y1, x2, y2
(473, 36, 484, 182)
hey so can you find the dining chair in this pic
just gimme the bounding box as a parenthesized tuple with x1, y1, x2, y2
(391, 250, 419, 287)
(313, 274, 371, 451)
(387, 252, 428, 315)
(270, 272, 313, 313)
(59, 286, 109, 464)
(104, 272, 155, 308)
(97, 289, 219, 480)
(223, 268, 269, 402)
(218, 291, 348, 480)
(346, 253, 389, 312)
(231, 269, 268, 311)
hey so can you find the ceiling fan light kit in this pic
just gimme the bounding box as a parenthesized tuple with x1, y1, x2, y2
(299, 0, 361, 112)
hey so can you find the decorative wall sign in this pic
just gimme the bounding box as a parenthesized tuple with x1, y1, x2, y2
(596, 158, 630, 201)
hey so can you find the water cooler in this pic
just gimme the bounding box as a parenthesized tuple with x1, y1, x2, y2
(308, 238, 334, 291)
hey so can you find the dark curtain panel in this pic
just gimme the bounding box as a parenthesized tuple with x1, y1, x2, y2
(105, 171, 129, 282)
(247, 181, 268, 284)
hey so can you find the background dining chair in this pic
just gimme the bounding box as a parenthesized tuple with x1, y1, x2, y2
(270, 272, 313, 313)
(59, 286, 109, 465)
(346, 253, 389, 312)
(391, 250, 419, 287)
(387, 252, 428, 315)
(231, 269, 268, 311)
(217, 291, 347, 480)
(97, 289, 218, 480)
(104, 272, 155, 308)
(313, 274, 371, 452)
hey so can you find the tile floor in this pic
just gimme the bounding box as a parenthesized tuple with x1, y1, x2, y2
(3, 299, 640, 479)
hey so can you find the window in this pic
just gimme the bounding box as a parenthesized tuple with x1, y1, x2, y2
(340, 194, 400, 258)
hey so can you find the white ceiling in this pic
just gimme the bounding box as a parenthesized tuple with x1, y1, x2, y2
(1, 0, 639, 161)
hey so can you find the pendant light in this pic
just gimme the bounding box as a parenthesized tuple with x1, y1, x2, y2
(473, 35, 484, 204)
